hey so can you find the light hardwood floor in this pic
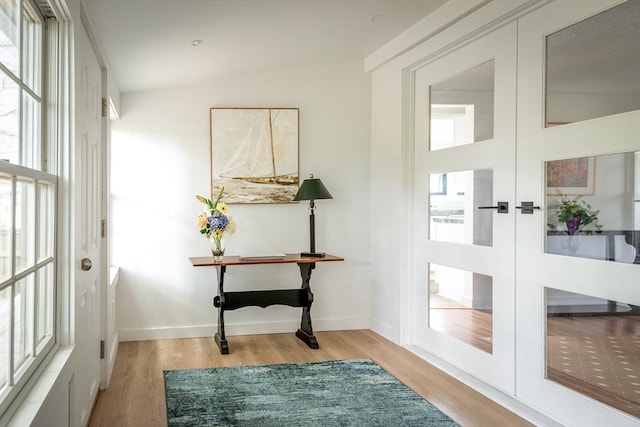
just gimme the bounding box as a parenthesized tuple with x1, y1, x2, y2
(89, 329, 533, 427)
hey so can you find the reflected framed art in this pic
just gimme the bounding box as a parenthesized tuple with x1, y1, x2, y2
(546, 156, 595, 195)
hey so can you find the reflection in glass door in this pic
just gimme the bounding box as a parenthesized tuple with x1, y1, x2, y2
(546, 152, 639, 264)
(517, 0, 640, 424)
(544, 151, 640, 418)
(412, 22, 516, 393)
(429, 168, 494, 353)
(429, 263, 493, 353)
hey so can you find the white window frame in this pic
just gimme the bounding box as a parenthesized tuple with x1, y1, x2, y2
(0, 0, 61, 418)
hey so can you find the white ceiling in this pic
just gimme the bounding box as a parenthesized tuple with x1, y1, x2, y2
(84, 0, 448, 93)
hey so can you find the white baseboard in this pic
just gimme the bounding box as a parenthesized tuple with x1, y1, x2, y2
(119, 325, 217, 342)
(369, 319, 397, 342)
(118, 317, 369, 342)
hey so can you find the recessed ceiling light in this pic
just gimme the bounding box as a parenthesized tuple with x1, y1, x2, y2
(191, 40, 203, 47)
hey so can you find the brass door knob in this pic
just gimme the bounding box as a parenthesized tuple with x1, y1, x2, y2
(81, 257, 92, 271)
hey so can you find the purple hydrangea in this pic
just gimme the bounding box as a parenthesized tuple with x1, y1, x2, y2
(209, 211, 229, 231)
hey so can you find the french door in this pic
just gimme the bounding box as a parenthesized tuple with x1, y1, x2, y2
(516, 1, 640, 425)
(412, 22, 517, 394)
(412, 0, 640, 424)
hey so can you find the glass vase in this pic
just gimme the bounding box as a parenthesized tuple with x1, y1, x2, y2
(209, 235, 226, 261)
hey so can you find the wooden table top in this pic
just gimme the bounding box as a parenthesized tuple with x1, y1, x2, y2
(189, 253, 344, 267)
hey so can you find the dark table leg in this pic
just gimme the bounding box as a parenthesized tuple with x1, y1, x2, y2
(212, 262, 320, 354)
(295, 262, 319, 349)
(213, 265, 229, 354)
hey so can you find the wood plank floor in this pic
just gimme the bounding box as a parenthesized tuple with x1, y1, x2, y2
(88, 330, 533, 427)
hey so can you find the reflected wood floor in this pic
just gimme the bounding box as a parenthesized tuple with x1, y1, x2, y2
(431, 303, 640, 419)
(88, 330, 532, 427)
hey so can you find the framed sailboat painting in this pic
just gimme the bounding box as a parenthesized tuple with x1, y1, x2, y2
(210, 108, 299, 203)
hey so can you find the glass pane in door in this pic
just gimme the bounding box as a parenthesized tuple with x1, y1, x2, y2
(545, 0, 640, 127)
(430, 169, 493, 246)
(546, 287, 640, 418)
(429, 263, 493, 353)
(430, 60, 495, 150)
(546, 152, 639, 263)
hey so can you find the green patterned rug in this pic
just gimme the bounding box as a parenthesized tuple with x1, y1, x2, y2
(164, 359, 460, 426)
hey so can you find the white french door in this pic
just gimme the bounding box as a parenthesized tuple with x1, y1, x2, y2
(516, 1, 640, 425)
(412, 0, 640, 424)
(412, 22, 517, 394)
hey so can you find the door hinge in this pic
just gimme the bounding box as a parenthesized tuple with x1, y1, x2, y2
(101, 219, 107, 238)
(101, 98, 108, 117)
(100, 340, 105, 359)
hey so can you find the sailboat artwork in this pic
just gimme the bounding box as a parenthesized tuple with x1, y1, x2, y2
(210, 108, 299, 204)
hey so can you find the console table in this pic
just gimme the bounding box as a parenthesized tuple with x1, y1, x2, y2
(189, 254, 344, 354)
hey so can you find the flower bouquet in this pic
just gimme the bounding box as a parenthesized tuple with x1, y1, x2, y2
(196, 187, 236, 260)
(554, 194, 599, 235)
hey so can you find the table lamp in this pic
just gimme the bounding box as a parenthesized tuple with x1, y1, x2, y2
(293, 174, 333, 257)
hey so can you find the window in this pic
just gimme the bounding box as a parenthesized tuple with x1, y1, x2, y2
(0, 0, 57, 414)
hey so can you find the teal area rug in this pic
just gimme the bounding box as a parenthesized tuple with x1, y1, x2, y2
(164, 358, 460, 426)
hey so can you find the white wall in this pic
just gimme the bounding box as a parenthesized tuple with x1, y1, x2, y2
(111, 60, 372, 340)
(369, 65, 407, 341)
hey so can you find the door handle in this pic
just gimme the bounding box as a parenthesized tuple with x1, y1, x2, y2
(515, 202, 541, 214)
(81, 257, 92, 271)
(477, 201, 508, 213)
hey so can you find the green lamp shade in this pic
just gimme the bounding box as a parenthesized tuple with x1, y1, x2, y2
(293, 175, 333, 257)
(294, 178, 333, 201)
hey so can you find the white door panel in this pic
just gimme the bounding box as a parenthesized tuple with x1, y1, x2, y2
(516, 0, 640, 425)
(410, 0, 639, 423)
(76, 21, 103, 427)
(412, 22, 517, 394)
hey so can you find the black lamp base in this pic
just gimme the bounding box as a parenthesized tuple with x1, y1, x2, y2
(300, 251, 326, 258)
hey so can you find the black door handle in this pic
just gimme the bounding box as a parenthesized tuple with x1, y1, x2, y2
(516, 202, 541, 214)
(477, 201, 508, 213)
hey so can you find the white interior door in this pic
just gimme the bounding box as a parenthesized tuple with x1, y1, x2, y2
(516, 1, 640, 425)
(412, 22, 517, 394)
(76, 21, 103, 427)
